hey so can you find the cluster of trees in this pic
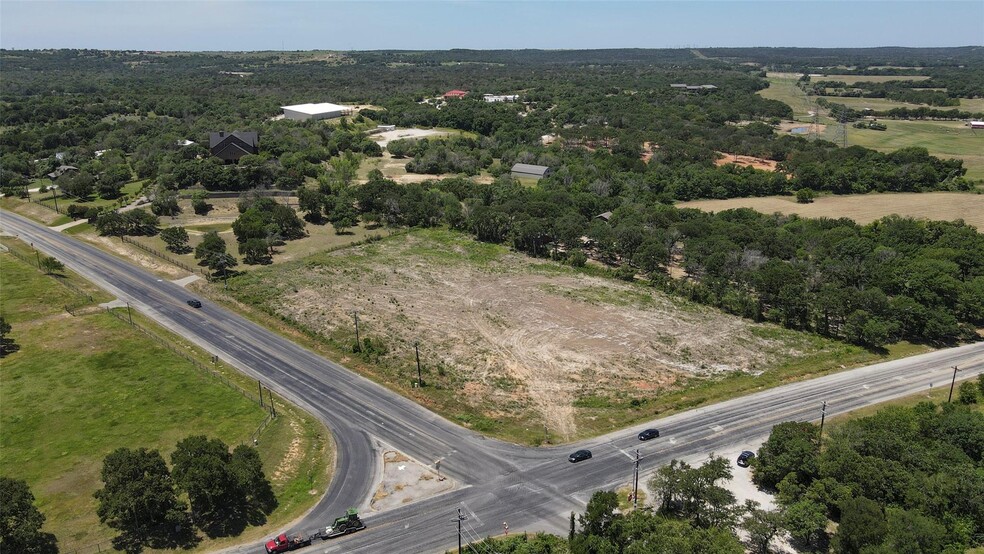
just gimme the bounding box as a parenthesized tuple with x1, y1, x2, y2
(231, 194, 306, 264)
(467, 454, 805, 553)
(95, 435, 275, 553)
(0, 477, 58, 554)
(391, 137, 493, 176)
(94, 209, 160, 237)
(751, 391, 984, 553)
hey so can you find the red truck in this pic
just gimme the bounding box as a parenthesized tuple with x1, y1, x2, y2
(264, 533, 311, 554)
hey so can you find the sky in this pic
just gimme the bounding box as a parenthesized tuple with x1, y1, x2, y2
(1, 1, 982, 51)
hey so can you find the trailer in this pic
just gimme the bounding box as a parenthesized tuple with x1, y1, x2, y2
(315, 509, 366, 539)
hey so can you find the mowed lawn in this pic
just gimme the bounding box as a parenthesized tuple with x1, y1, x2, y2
(0, 252, 326, 552)
(679, 192, 984, 230)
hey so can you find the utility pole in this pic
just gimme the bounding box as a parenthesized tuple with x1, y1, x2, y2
(51, 189, 59, 213)
(350, 310, 361, 349)
(453, 508, 467, 554)
(35, 250, 41, 269)
(633, 449, 641, 509)
(268, 389, 276, 417)
(258, 380, 264, 407)
(818, 401, 827, 451)
(414, 341, 422, 387)
(125, 302, 133, 325)
(948, 366, 959, 402)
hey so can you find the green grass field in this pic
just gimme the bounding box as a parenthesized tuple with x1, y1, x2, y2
(759, 75, 984, 181)
(0, 246, 330, 553)
(842, 119, 984, 180)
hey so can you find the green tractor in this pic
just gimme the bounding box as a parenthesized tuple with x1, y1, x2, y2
(318, 508, 366, 539)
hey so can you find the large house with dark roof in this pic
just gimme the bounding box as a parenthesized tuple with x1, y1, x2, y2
(209, 131, 258, 163)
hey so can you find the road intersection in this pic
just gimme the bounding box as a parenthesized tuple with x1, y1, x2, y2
(3, 209, 982, 553)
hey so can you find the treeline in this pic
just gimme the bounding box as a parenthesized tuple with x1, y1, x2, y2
(752, 391, 984, 552)
(810, 80, 960, 107)
(818, 99, 984, 121)
(338, 171, 983, 347)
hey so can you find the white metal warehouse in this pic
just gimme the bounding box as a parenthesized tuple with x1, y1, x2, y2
(281, 102, 351, 121)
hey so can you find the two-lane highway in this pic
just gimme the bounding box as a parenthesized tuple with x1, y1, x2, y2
(3, 209, 982, 553)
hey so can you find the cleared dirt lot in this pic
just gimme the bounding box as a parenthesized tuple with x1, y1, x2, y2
(679, 191, 984, 230)
(234, 229, 833, 439)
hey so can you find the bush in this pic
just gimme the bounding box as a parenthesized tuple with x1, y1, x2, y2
(795, 188, 815, 204)
(958, 381, 978, 404)
(567, 250, 588, 267)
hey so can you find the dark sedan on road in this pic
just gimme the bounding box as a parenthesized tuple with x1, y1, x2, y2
(568, 449, 592, 463)
(737, 450, 755, 467)
(187, 299, 202, 308)
(638, 428, 660, 441)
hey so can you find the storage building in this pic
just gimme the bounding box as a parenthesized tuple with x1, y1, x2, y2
(511, 163, 553, 180)
(281, 102, 351, 121)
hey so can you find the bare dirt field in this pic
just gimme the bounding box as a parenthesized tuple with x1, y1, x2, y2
(714, 152, 780, 172)
(370, 128, 451, 148)
(234, 229, 833, 439)
(679, 192, 984, 230)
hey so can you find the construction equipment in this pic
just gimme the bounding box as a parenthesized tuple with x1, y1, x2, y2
(316, 508, 366, 539)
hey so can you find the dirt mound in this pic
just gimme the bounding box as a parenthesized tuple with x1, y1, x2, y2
(715, 152, 780, 172)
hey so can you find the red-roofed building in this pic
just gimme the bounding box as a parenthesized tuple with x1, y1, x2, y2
(443, 90, 468, 99)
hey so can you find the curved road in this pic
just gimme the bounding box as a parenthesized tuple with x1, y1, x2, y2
(3, 209, 982, 553)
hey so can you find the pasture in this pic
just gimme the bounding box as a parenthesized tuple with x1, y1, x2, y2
(844, 119, 984, 181)
(679, 191, 984, 230)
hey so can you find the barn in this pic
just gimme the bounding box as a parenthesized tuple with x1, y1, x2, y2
(281, 102, 351, 121)
(511, 163, 553, 180)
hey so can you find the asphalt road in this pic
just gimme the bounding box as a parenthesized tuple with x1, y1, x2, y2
(3, 209, 983, 554)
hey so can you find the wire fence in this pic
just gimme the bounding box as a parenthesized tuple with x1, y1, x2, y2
(103, 306, 272, 414)
(4, 246, 96, 306)
(119, 234, 209, 277)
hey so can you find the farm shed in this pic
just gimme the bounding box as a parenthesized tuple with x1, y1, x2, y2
(209, 131, 258, 163)
(511, 163, 553, 180)
(281, 102, 351, 121)
(443, 90, 468, 99)
(970, 121, 984, 129)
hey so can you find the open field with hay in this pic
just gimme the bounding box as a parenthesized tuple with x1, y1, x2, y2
(679, 191, 984, 230)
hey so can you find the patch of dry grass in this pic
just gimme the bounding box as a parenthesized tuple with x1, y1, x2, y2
(679, 192, 984, 230)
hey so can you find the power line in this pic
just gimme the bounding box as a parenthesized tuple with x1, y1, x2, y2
(452, 508, 467, 554)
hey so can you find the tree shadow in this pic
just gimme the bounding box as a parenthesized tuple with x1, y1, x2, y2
(0, 339, 20, 357)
